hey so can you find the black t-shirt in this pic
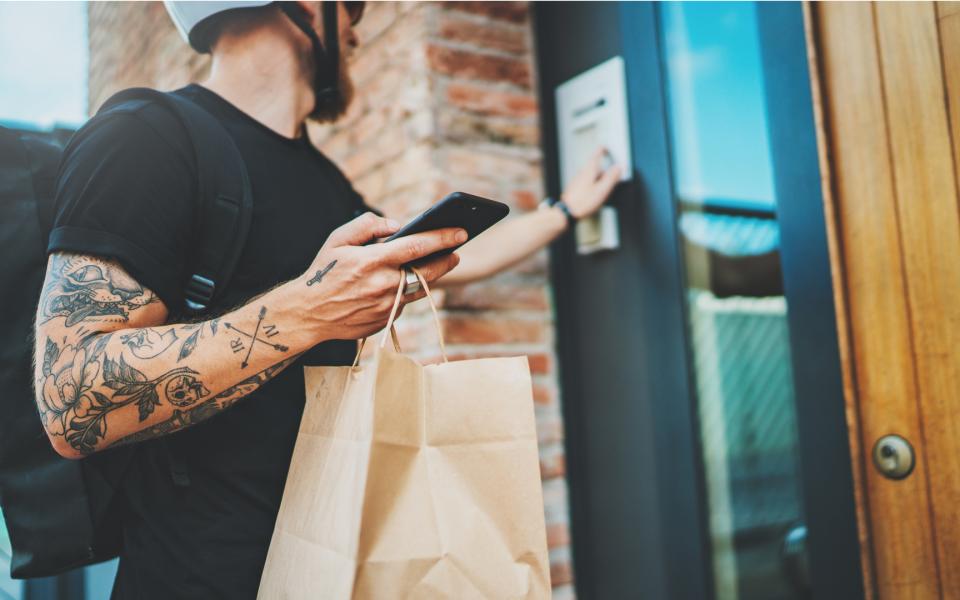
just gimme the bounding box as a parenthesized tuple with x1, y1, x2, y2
(49, 85, 369, 599)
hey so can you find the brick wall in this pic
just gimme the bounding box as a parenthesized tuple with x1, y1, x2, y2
(87, 2, 573, 595)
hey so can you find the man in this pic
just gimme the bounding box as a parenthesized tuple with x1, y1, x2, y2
(34, 1, 619, 597)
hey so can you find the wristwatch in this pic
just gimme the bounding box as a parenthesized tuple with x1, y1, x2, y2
(539, 196, 577, 228)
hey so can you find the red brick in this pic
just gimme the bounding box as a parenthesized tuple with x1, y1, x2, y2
(537, 416, 565, 445)
(350, 7, 427, 87)
(352, 167, 386, 201)
(533, 384, 554, 406)
(446, 83, 538, 117)
(427, 44, 531, 88)
(511, 251, 549, 276)
(550, 561, 574, 586)
(369, 180, 443, 228)
(443, 351, 551, 375)
(379, 143, 434, 197)
(526, 353, 551, 374)
(443, 282, 548, 310)
(351, 107, 391, 148)
(442, 316, 545, 344)
(439, 111, 539, 146)
(445, 1, 529, 23)
(546, 523, 571, 549)
(438, 15, 527, 55)
(421, 178, 502, 207)
(443, 146, 540, 182)
(512, 189, 540, 211)
(481, 118, 540, 146)
(354, 0, 399, 44)
(540, 453, 566, 480)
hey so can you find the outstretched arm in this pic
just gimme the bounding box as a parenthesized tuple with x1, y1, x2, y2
(33, 214, 465, 459)
(438, 147, 622, 287)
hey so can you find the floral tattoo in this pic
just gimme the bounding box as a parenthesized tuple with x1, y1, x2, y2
(38, 334, 209, 454)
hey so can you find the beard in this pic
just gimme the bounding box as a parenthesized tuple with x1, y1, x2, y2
(308, 51, 354, 123)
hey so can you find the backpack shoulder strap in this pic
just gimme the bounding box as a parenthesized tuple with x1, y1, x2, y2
(98, 88, 253, 313)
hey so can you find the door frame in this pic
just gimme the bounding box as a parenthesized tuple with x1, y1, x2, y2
(755, 4, 864, 597)
(533, 2, 864, 597)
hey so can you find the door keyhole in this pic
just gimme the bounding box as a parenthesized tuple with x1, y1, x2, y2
(872, 435, 915, 480)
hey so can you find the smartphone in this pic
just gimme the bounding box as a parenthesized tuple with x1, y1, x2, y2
(383, 192, 509, 258)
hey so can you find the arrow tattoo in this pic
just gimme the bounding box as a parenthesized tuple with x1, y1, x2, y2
(242, 307, 265, 368)
(224, 306, 289, 369)
(223, 323, 289, 352)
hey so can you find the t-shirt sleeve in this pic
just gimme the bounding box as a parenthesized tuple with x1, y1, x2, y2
(48, 112, 197, 311)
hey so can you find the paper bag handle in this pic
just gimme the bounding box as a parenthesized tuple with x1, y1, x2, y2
(352, 268, 448, 366)
(353, 326, 401, 368)
(408, 268, 448, 363)
(352, 273, 405, 367)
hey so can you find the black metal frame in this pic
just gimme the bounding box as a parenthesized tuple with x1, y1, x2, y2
(534, 3, 712, 598)
(755, 3, 864, 597)
(533, 1, 864, 598)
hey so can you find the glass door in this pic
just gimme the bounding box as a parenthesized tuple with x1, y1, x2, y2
(658, 3, 806, 598)
(533, 2, 863, 597)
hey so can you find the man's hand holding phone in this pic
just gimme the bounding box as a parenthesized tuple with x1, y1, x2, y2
(298, 212, 465, 340)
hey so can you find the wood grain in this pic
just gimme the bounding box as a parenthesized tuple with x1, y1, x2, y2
(877, 2, 960, 596)
(812, 2, 941, 597)
(936, 1, 960, 20)
(939, 6, 960, 196)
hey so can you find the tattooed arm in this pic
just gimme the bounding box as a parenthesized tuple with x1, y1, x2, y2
(33, 254, 319, 458)
(34, 214, 465, 459)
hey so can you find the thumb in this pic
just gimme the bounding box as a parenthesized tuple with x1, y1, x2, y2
(325, 212, 401, 248)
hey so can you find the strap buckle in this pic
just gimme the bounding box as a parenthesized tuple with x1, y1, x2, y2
(184, 274, 215, 312)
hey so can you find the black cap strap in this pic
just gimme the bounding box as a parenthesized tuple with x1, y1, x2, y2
(278, 1, 340, 105)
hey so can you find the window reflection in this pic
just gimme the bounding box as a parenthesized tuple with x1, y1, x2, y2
(660, 2, 810, 599)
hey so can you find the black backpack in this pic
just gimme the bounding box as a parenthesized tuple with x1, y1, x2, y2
(0, 88, 253, 578)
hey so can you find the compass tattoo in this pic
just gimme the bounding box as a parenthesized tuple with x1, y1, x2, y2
(225, 306, 289, 368)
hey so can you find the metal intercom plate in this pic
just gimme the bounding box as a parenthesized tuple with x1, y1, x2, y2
(555, 55, 632, 255)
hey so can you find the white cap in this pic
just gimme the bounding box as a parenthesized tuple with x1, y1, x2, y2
(164, 1, 273, 52)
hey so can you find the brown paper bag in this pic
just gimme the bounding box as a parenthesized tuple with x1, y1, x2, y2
(258, 271, 551, 599)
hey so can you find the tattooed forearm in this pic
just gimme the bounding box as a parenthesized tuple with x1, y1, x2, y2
(34, 253, 317, 457)
(39, 254, 158, 327)
(37, 334, 210, 455)
(36, 303, 299, 456)
(107, 355, 299, 449)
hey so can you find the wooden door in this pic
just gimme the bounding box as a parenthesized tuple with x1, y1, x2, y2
(809, 2, 960, 597)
